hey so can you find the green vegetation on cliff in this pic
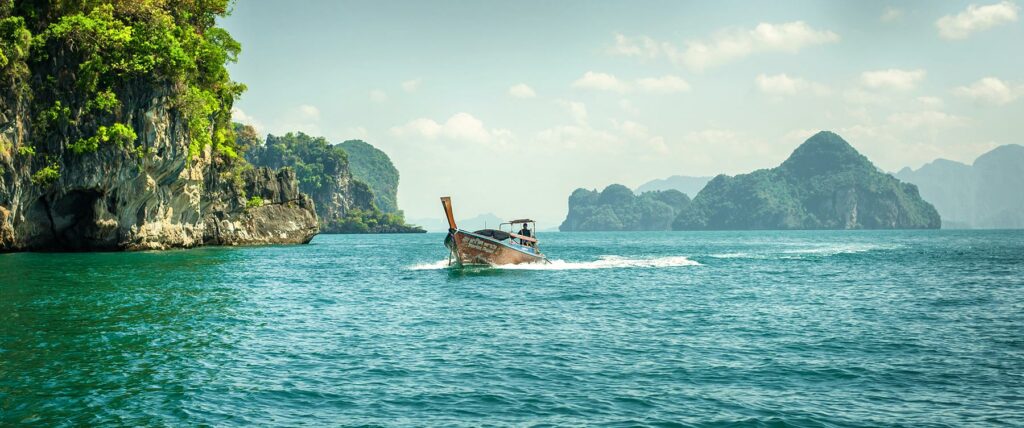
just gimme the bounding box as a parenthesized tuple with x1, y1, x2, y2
(244, 130, 423, 233)
(674, 131, 940, 230)
(0, 0, 245, 175)
(338, 139, 399, 213)
(560, 184, 691, 231)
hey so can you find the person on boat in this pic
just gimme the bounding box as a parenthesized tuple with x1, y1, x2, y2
(518, 223, 532, 246)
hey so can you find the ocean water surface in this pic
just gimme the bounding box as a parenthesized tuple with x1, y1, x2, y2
(1, 230, 1022, 426)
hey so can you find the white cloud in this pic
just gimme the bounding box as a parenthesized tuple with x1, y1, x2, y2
(936, 1, 1019, 40)
(268, 104, 324, 135)
(860, 68, 926, 91)
(667, 21, 839, 70)
(613, 120, 649, 139)
(683, 129, 743, 145)
(607, 33, 661, 59)
(572, 72, 693, 94)
(297, 104, 320, 120)
(952, 77, 1020, 105)
(369, 89, 389, 103)
(508, 83, 537, 98)
(843, 87, 890, 104)
(390, 113, 507, 143)
(619, 99, 639, 115)
(635, 75, 691, 93)
(916, 96, 944, 108)
(880, 7, 904, 22)
(612, 120, 670, 154)
(534, 118, 667, 154)
(231, 107, 264, 134)
(535, 125, 616, 150)
(754, 73, 829, 96)
(888, 110, 967, 129)
(572, 71, 630, 93)
(556, 99, 588, 125)
(401, 78, 422, 92)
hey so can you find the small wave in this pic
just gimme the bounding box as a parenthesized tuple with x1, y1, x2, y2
(407, 255, 700, 271)
(709, 252, 754, 259)
(781, 244, 886, 256)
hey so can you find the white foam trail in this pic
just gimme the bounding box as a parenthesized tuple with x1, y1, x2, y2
(710, 244, 893, 260)
(501, 255, 700, 270)
(408, 255, 700, 271)
(408, 260, 451, 270)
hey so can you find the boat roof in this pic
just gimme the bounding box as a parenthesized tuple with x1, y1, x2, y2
(507, 219, 535, 223)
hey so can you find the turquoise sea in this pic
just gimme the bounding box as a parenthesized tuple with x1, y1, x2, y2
(1, 230, 1022, 426)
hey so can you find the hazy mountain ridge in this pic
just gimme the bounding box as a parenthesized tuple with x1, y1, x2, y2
(896, 144, 1024, 229)
(635, 175, 711, 197)
(409, 213, 508, 233)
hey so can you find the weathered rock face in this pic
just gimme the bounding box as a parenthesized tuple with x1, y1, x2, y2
(202, 167, 318, 246)
(0, 89, 318, 252)
(244, 132, 376, 232)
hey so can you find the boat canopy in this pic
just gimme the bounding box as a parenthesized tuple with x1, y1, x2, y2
(508, 219, 534, 224)
(473, 229, 511, 241)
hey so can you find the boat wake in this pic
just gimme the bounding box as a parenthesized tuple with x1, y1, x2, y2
(709, 243, 895, 260)
(408, 255, 700, 271)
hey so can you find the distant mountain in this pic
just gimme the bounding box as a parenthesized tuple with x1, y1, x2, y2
(338, 140, 400, 213)
(674, 131, 940, 230)
(635, 175, 711, 197)
(560, 184, 691, 231)
(408, 213, 508, 233)
(896, 144, 1024, 229)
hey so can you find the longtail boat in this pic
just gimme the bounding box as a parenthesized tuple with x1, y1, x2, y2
(440, 196, 549, 266)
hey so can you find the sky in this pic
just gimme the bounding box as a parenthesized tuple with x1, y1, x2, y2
(221, 0, 1024, 227)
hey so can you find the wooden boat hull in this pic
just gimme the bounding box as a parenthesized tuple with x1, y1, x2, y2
(445, 229, 546, 266)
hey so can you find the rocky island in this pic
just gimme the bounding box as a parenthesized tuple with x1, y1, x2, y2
(559, 131, 941, 231)
(560, 184, 691, 231)
(0, 2, 320, 251)
(674, 131, 940, 230)
(244, 132, 424, 234)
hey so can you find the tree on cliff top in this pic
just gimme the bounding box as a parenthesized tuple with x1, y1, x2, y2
(0, 0, 245, 176)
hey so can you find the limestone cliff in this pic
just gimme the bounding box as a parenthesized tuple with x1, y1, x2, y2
(0, 2, 318, 251)
(245, 132, 424, 234)
(202, 167, 318, 246)
(0, 87, 318, 251)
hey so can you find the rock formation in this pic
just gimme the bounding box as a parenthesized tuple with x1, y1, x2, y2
(560, 184, 691, 231)
(673, 131, 940, 230)
(246, 132, 424, 234)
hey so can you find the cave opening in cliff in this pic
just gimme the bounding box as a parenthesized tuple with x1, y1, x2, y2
(39, 190, 117, 251)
